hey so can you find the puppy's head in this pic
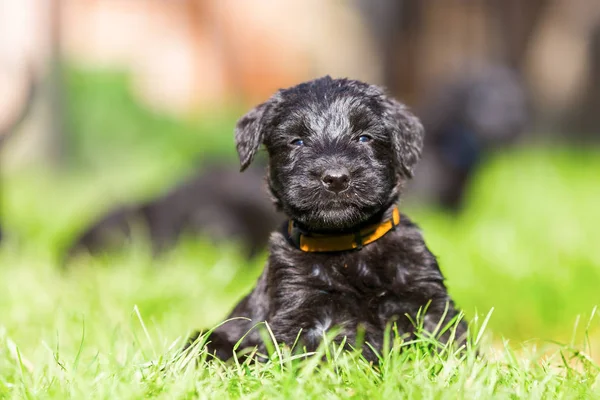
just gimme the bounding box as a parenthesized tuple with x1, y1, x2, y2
(236, 77, 424, 232)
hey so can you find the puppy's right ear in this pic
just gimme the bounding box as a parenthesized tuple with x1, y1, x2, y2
(235, 101, 273, 172)
(381, 97, 425, 179)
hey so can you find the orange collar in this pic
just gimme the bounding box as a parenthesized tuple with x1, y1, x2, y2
(287, 206, 400, 252)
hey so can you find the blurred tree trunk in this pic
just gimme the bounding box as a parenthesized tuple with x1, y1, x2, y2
(47, 0, 66, 166)
(487, 0, 550, 70)
(3, 0, 67, 169)
(0, 0, 65, 239)
(356, 0, 422, 104)
(0, 70, 37, 241)
(568, 23, 600, 141)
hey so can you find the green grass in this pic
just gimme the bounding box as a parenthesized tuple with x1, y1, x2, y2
(1, 69, 599, 398)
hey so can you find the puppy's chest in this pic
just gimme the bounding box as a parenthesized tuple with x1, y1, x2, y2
(276, 251, 429, 333)
(308, 255, 406, 295)
(277, 246, 424, 306)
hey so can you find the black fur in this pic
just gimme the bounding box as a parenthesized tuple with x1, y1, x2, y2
(190, 77, 466, 362)
(411, 66, 528, 210)
(66, 164, 282, 261)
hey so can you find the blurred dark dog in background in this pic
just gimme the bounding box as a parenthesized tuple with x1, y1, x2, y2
(410, 66, 529, 210)
(187, 77, 467, 362)
(66, 163, 282, 261)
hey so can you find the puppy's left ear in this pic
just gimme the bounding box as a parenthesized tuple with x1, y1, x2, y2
(382, 97, 425, 178)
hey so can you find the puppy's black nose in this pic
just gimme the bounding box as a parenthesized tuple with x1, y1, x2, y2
(321, 168, 349, 193)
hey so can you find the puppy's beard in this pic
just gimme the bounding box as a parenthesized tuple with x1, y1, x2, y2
(291, 193, 398, 233)
(271, 175, 400, 232)
(297, 206, 364, 232)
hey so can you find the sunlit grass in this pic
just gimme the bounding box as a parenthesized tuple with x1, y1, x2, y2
(0, 248, 598, 398)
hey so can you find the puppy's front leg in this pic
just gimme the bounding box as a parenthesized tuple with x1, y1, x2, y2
(265, 286, 345, 356)
(189, 270, 271, 361)
(184, 329, 237, 360)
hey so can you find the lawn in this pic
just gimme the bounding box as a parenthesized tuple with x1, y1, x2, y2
(0, 70, 599, 398)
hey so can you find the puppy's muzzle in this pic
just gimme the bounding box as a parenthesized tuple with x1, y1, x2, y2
(321, 167, 349, 193)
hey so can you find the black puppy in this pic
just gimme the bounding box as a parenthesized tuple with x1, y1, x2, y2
(66, 164, 281, 262)
(189, 77, 466, 362)
(412, 66, 528, 210)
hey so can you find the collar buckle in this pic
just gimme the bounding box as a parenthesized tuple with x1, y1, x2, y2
(288, 220, 302, 248)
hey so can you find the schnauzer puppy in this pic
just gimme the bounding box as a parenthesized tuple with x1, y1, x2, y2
(189, 76, 466, 362)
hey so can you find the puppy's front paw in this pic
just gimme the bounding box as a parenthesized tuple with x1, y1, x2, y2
(182, 329, 236, 361)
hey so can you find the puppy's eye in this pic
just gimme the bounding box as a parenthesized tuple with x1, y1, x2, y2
(291, 138, 305, 146)
(357, 135, 372, 143)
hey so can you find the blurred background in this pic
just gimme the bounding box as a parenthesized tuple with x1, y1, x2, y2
(0, 0, 599, 354)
